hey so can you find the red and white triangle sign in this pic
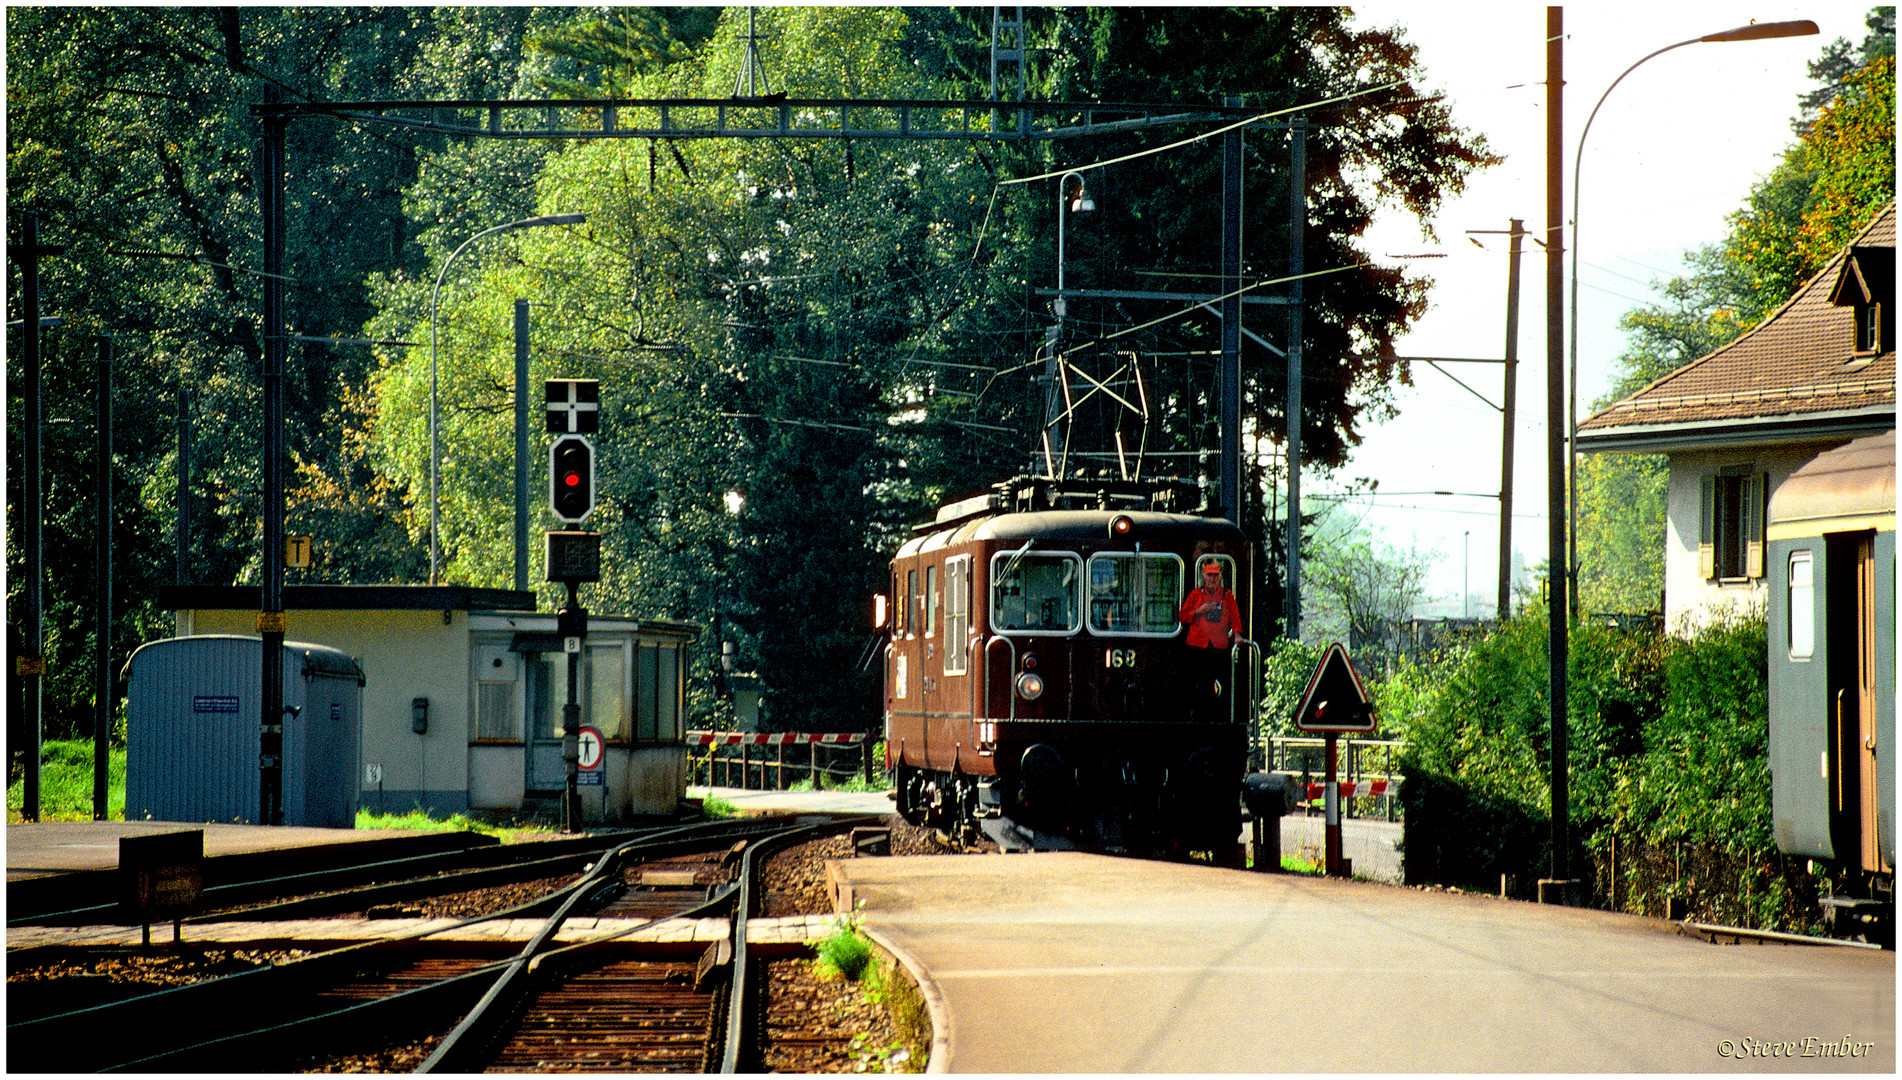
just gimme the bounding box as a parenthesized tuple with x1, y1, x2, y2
(1293, 642, 1377, 733)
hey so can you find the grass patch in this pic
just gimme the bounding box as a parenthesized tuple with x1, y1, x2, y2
(812, 917, 877, 983)
(355, 806, 558, 842)
(8, 740, 125, 822)
(698, 796, 739, 818)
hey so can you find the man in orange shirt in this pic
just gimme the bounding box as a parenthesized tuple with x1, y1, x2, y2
(1179, 560, 1246, 722)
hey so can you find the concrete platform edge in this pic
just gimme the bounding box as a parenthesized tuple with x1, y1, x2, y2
(858, 921, 953, 1075)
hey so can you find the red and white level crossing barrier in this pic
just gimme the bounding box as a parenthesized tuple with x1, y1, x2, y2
(1305, 779, 1399, 800)
(686, 731, 868, 746)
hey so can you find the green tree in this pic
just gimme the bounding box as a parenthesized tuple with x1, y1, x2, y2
(1729, 51, 1895, 321)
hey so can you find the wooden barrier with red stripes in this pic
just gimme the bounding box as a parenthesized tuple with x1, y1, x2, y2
(1303, 778, 1400, 800)
(687, 731, 876, 790)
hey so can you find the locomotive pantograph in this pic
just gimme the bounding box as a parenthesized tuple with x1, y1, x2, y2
(878, 475, 1259, 856)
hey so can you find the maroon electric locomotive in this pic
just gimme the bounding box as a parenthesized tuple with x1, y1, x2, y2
(879, 475, 1257, 855)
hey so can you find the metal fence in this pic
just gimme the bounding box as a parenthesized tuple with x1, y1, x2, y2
(1261, 736, 1405, 821)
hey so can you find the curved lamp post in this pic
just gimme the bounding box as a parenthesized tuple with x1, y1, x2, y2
(429, 212, 586, 584)
(1566, 19, 1816, 612)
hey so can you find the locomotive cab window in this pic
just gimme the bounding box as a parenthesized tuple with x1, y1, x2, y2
(991, 551, 1082, 635)
(1196, 554, 1238, 591)
(1088, 552, 1185, 635)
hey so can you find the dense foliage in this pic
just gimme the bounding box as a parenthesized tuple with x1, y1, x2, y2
(1395, 611, 1824, 931)
(11, 7, 1498, 740)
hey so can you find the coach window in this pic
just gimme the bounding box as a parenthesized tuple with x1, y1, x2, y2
(1788, 550, 1815, 660)
(944, 556, 971, 674)
(1088, 552, 1185, 635)
(991, 551, 1082, 635)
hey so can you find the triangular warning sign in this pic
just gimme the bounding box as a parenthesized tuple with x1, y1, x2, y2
(1293, 642, 1377, 733)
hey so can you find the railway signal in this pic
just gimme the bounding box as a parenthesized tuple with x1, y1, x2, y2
(545, 378, 599, 433)
(549, 435, 596, 522)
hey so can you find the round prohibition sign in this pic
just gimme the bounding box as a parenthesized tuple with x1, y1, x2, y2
(576, 726, 604, 771)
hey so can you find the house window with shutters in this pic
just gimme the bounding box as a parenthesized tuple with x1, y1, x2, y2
(1698, 467, 1766, 582)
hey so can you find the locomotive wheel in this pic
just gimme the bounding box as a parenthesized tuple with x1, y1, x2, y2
(893, 765, 926, 826)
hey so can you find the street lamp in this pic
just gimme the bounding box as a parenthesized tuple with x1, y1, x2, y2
(1566, 19, 1817, 613)
(429, 212, 586, 584)
(1044, 172, 1094, 476)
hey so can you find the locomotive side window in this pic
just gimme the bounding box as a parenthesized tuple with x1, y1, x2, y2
(906, 569, 922, 636)
(944, 556, 971, 674)
(925, 565, 939, 636)
(991, 551, 1082, 635)
(1088, 553, 1185, 635)
(1788, 550, 1815, 660)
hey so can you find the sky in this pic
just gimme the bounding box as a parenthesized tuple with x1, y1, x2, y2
(1319, 1, 1880, 617)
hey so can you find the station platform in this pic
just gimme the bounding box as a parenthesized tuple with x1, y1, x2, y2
(6, 820, 480, 883)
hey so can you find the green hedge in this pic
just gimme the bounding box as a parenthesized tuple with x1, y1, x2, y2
(1396, 607, 1819, 929)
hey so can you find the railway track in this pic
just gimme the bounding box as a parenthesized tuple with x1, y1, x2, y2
(7, 814, 880, 1073)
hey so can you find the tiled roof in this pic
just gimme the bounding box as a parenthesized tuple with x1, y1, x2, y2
(1579, 203, 1896, 436)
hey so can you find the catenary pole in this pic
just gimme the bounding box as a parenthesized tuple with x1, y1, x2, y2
(1498, 219, 1525, 619)
(94, 336, 113, 819)
(1544, 6, 1571, 896)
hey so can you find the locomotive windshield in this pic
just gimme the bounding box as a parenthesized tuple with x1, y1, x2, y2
(991, 552, 1082, 633)
(1087, 553, 1184, 635)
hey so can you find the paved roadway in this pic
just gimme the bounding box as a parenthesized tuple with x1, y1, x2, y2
(834, 852, 1894, 1073)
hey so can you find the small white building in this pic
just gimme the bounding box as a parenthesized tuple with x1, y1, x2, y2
(1577, 204, 1895, 632)
(160, 585, 696, 822)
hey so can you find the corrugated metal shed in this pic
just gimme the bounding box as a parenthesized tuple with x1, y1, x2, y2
(125, 637, 364, 827)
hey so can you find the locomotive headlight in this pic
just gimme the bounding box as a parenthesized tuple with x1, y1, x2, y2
(1015, 672, 1045, 701)
(1108, 514, 1134, 538)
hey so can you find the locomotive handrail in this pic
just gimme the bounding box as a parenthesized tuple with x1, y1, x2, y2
(1231, 638, 1263, 727)
(968, 634, 981, 720)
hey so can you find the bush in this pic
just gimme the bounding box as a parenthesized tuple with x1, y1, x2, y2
(1398, 603, 1674, 894)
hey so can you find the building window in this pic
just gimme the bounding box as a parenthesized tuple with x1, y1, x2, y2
(588, 642, 627, 740)
(1857, 301, 1883, 353)
(475, 682, 517, 740)
(1699, 469, 1766, 581)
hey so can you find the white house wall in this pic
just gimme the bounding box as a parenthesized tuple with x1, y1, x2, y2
(1664, 445, 1831, 633)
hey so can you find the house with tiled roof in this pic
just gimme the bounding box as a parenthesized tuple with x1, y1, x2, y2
(1577, 202, 1895, 630)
